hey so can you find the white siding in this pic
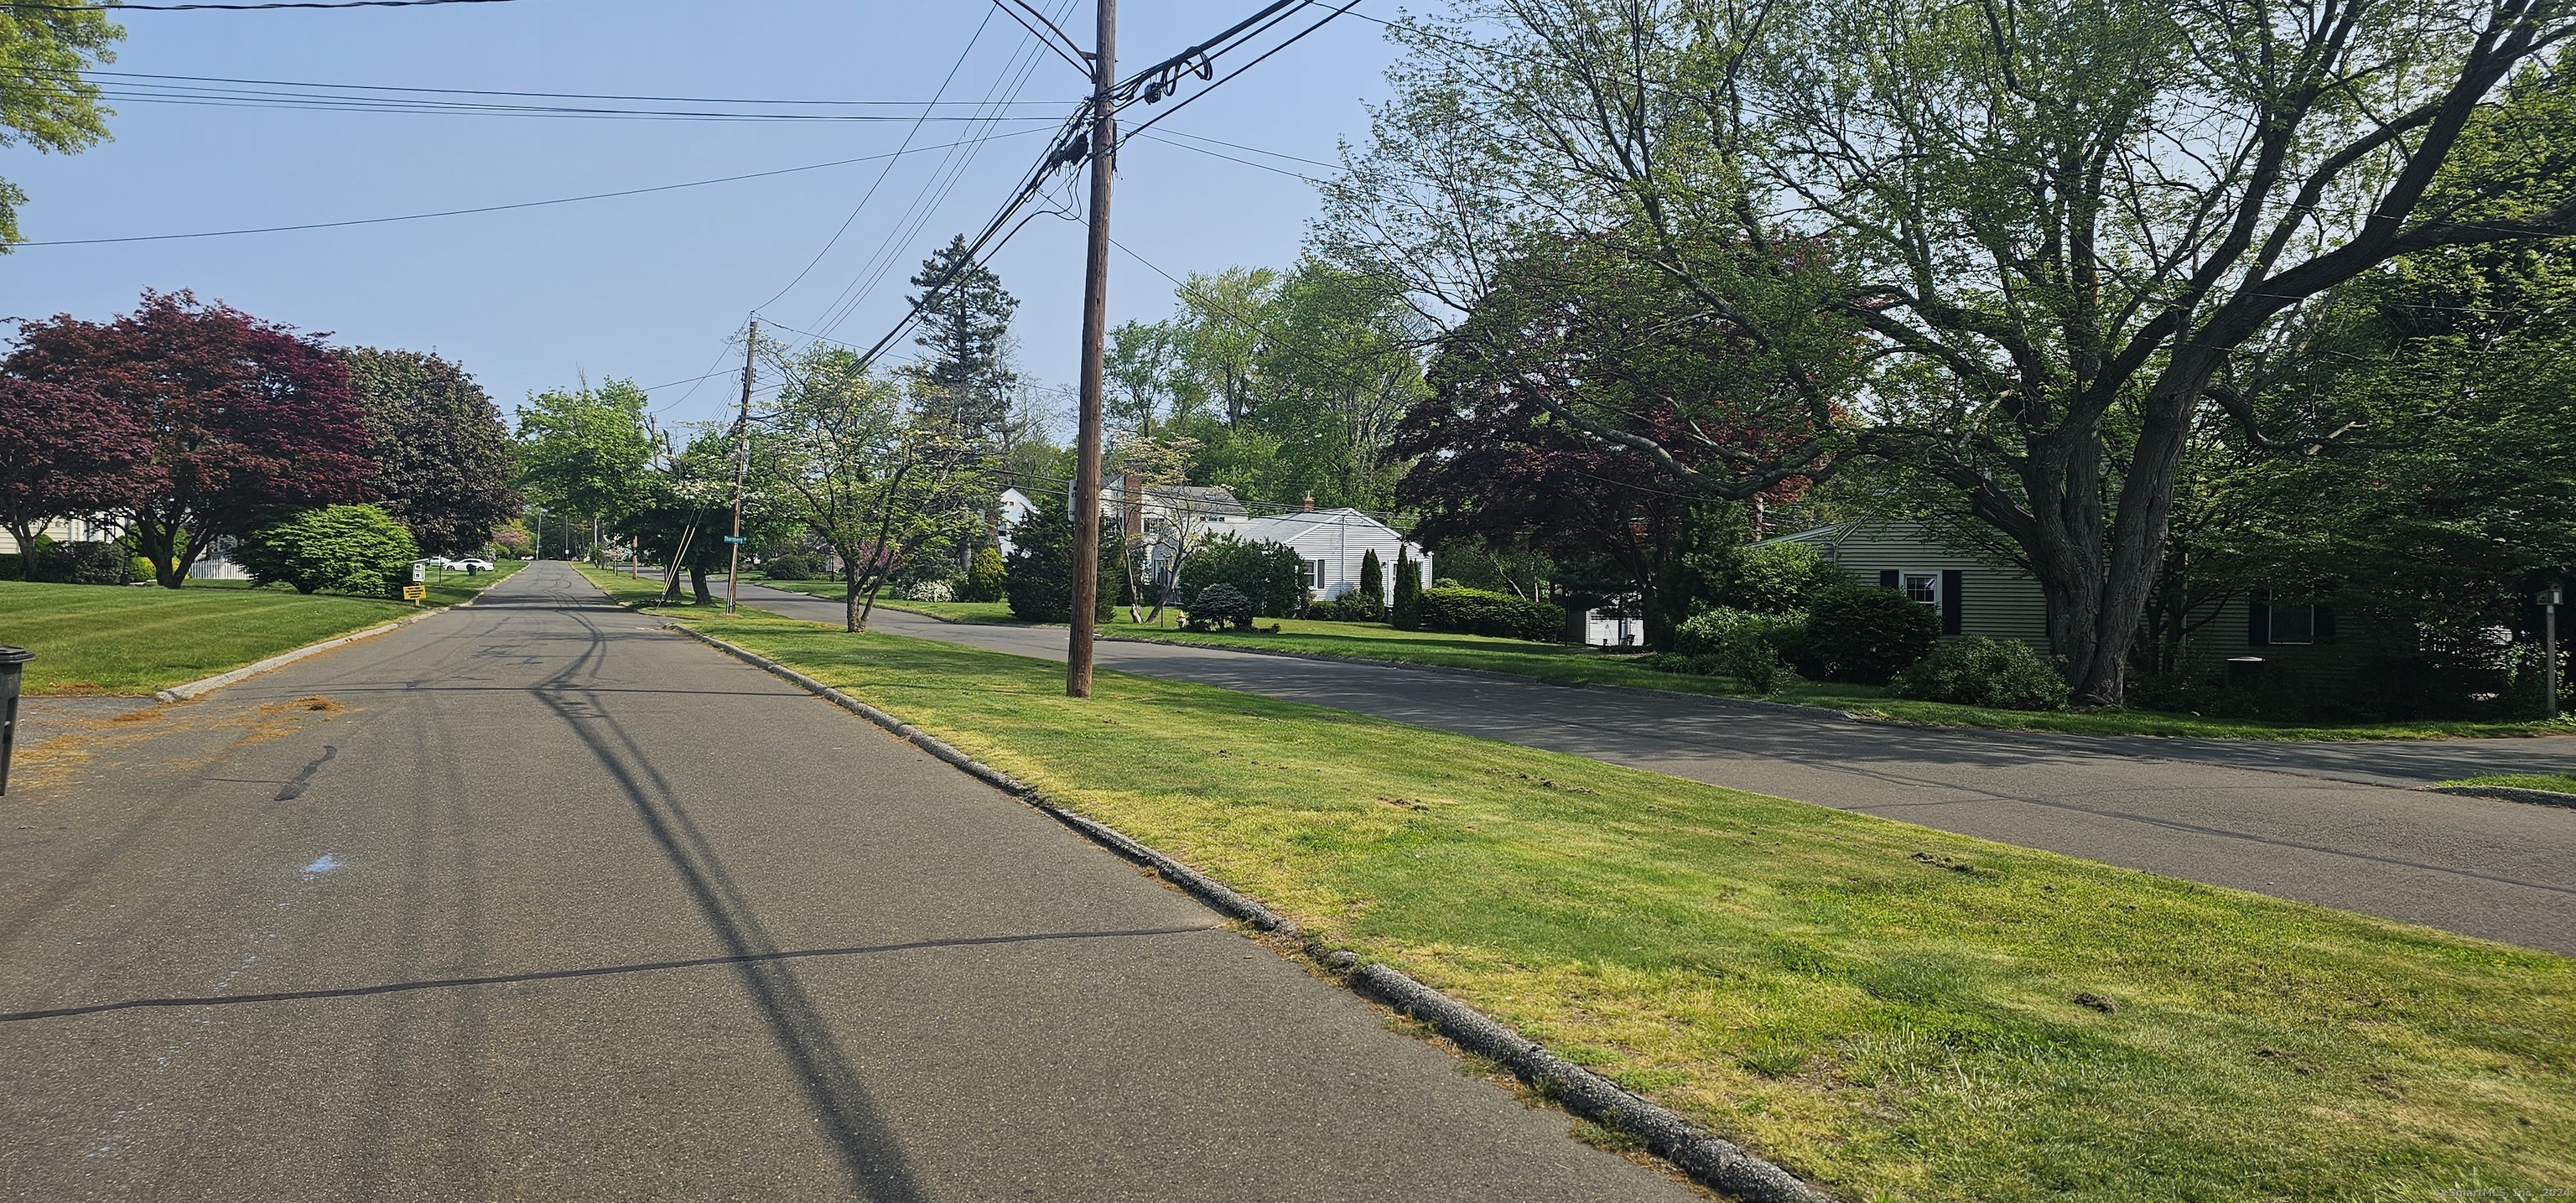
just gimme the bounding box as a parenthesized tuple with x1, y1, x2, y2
(1220, 509, 1429, 604)
(0, 516, 118, 556)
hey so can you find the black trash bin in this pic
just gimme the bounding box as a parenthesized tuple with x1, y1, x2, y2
(0, 646, 32, 796)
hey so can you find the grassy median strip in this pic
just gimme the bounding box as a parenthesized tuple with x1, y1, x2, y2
(0, 561, 524, 695)
(675, 609, 2569, 1203)
(2444, 774, 2576, 796)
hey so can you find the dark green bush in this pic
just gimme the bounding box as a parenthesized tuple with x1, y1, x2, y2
(1179, 536, 1306, 617)
(960, 545, 1007, 602)
(235, 506, 418, 596)
(1391, 550, 1424, 630)
(1714, 541, 1847, 614)
(1186, 583, 1255, 631)
(1416, 587, 1567, 642)
(1795, 584, 1939, 684)
(45, 541, 133, 585)
(763, 553, 815, 581)
(1004, 495, 1116, 623)
(1307, 591, 1382, 622)
(1890, 636, 2070, 710)
(1675, 607, 1805, 693)
(1641, 652, 1724, 676)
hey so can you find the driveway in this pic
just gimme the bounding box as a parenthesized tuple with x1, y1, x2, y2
(732, 581, 2576, 955)
(0, 563, 1693, 1201)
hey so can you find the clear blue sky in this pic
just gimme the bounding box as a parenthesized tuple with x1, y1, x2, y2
(0, 1, 1405, 432)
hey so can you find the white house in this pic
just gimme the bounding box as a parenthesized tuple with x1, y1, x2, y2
(1211, 503, 1430, 605)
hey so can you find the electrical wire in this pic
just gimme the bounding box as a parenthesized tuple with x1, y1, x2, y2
(37, 67, 1076, 109)
(753, 6, 1001, 312)
(11, 126, 1053, 246)
(989, 0, 1090, 75)
(1119, 0, 1365, 143)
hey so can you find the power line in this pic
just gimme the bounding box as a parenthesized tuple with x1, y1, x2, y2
(82, 87, 1077, 123)
(10, 127, 1053, 246)
(989, 0, 1090, 75)
(1119, 0, 1364, 143)
(753, 6, 1002, 312)
(44, 68, 1076, 108)
(1133, 129, 1322, 182)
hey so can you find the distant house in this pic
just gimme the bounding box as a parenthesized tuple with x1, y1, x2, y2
(1210, 500, 1430, 605)
(0, 516, 118, 557)
(1767, 519, 2356, 681)
(995, 487, 1036, 559)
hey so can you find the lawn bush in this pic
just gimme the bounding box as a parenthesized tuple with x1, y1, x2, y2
(1795, 584, 1939, 684)
(1416, 587, 1566, 642)
(1179, 536, 1306, 617)
(763, 553, 815, 581)
(1675, 607, 1805, 693)
(896, 579, 954, 603)
(1306, 591, 1382, 622)
(960, 546, 1008, 602)
(1713, 540, 1846, 614)
(1004, 494, 1116, 623)
(1641, 651, 1724, 676)
(235, 505, 418, 596)
(1185, 583, 1255, 632)
(1391, 550, 1424, 630)
(1891, 636, 2070, 710)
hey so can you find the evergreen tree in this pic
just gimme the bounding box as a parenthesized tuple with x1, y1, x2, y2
(1392, 549, 1423, 630)
(1359, 547, 1384, 605)
(906, 233, 1020, 448)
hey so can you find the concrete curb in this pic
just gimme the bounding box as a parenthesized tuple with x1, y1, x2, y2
(153, 605, 454, 702)
(2431, 784, 2576, 810)
(667, 620, 1830, 1203)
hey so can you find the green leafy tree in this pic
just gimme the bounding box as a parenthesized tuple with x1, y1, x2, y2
(236, 504, 417, 596)
(1325, 0, 2576, 704)
(770, 345, 988, 631)
(1182, 535, 1306, 619)
(1004, 490, 1117, 624)
(340, 348, 521, 555)
(615, 422, 794, 605)
(0, 7, 120, 249)
(515, 380, 652, 538)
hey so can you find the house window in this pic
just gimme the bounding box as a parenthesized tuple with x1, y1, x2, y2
(1902, 573, 1939, 606)
(2269, 604, 2316, 646)
(1303, 559, 1326, 589)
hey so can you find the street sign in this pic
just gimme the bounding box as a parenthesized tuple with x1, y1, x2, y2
(722, 536, 748, 544)
(402, 584, 428, 603)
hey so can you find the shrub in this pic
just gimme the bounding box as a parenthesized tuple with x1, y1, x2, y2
(1358, 548, 1384, 609)
(1715, 541, 1847, 614)
(896, 579, 954, 603)
(1891, 636, 2070, 710)
(1641, 652, 1724, 677)
(1308, 590, 1381, 622)
(1391, 550, 1423, 630)
(1185, 583, 1255, 631)
(1179, 536, 1306, 617)
(960, 546, 1008, 602)
(236, 505, 419, 596)
(1416, 587, 1567, 642)
(763, 553, 815, 581)
(1004, 494, 1115, 623)
(1796, 584, 1939, 684)
(1675, 607, 1805, 693)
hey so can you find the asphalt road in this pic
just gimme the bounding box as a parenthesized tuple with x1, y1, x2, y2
(0, 563, 1696, 1202)
(735, 581, 2576, 955)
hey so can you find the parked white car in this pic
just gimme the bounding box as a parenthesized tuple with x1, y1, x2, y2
(452, 557, 496, 573)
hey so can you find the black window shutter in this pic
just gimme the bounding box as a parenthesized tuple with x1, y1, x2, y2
(2247, 594, 2271, 646)
(1940, 569, 1963, 635)
(2315, 604, 2336, 643)
(1879, 568, 1900, 589)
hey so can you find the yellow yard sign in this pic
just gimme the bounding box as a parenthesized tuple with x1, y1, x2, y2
(402, 584, 428, 604)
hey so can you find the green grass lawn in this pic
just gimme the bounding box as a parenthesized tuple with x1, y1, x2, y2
(1105, 619, 2572, 741)
(0, 560, 526, 694)
(2443, 774, 2576, 796)
(672, 608, 2573, 1203)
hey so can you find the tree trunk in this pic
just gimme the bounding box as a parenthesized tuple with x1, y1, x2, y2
(5, 521, 38, 581)
(688, 563, 713, 605)
(132, 516, 195, 589)
(844, 575, 860, 634)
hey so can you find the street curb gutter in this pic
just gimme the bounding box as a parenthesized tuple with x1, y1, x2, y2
(2431, 784, 2576, 810)
(668, 621, 1832, 1203)
(153, 607, 454, 702)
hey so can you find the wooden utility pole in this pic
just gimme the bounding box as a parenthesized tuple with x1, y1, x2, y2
(1067, 0, 1115, 697)
(727, 319, 756, 615)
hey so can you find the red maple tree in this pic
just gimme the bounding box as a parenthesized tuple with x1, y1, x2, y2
(5, 291, 376, 587)
(0, 379, 158, 579)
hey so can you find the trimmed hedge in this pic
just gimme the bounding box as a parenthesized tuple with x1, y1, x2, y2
(1416, 587, 1566, 642)
(235, 506, 418, 597)
(1186, 583, 1255, 631)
